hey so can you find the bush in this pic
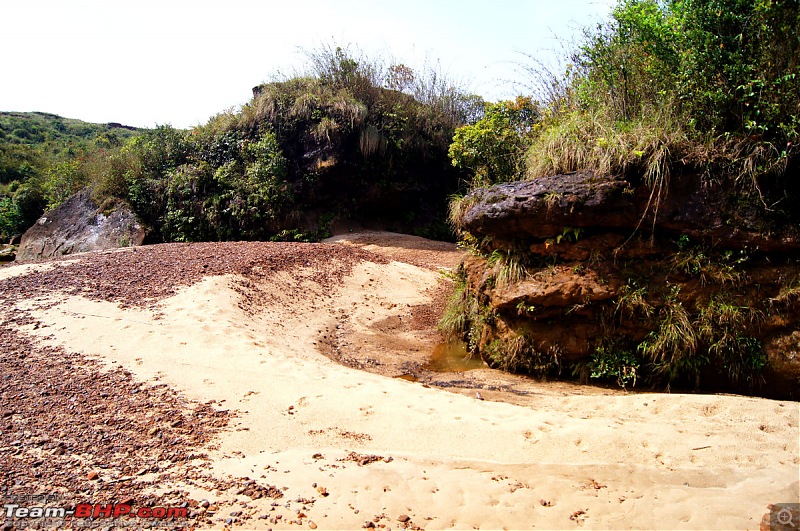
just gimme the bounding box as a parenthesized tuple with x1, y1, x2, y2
(523, 0, 798, 187)
(0, 196, 22, 241)
(449, 97, 538, 186)
(590, 345, 640, 388)
(43, 160, 86, 209)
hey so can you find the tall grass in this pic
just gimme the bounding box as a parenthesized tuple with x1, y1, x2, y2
(518, 0, 798, 198)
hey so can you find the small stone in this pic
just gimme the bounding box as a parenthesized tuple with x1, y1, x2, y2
(364, 522, 376, 529)
(397, 514, 410, 523)
(87, 471, 99, 480)
(308, 522, 317, 529)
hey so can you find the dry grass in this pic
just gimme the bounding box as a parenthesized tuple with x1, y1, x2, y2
(447, 193, 480, 231)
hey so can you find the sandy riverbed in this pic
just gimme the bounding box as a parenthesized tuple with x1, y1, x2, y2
(1, 232, 797, 530)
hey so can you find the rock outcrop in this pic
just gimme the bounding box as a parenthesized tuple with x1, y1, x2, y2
(16, 189, 145, 262)
(462, 171, 800, 251)
(456, 171, 800, 399)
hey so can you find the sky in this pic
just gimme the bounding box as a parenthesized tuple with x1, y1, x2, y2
(1, 0, 613, 129)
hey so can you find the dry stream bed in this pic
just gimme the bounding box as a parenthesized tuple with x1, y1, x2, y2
(0, 232, 797, 530)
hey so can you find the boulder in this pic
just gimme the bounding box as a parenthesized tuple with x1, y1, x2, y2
(462, 171, 800, 251)
(462, 171, 638, 240)
(15, 189, 145, 262)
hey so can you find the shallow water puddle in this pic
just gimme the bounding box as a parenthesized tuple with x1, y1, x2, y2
(425, 340, 485, 372)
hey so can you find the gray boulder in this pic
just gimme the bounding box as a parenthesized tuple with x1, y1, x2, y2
(16, 189, 145, 262)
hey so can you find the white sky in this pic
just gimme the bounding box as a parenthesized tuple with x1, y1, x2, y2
(1, 0, 613, 129)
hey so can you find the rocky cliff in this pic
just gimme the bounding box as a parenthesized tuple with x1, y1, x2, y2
(16, 189, 145, 262)
(453, 171, 800, 399)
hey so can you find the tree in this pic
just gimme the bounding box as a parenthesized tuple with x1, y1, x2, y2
(449, 96, 539, 185)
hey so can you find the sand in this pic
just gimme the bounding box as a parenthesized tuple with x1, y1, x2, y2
(3, 231, 798, 530)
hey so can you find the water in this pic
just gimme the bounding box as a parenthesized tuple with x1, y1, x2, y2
(424, 340, 485, 372)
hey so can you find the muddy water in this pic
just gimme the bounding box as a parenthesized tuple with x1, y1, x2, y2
(424, 340, 485, 372)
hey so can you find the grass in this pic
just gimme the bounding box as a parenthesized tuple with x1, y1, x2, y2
(589, 345, 640, 389)
(697, 298, 766, 385)
(637, 286, 701, 384)
(438, 276, 476, 341)
(485, 333, 561, 375)
(615, 281, 654, 320)
(670, 250, 742, 286)
(486, 248, 528, 287)
(446, 193, 479, 231)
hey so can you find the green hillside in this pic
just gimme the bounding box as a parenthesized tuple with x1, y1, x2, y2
(0, 112, 144, 241)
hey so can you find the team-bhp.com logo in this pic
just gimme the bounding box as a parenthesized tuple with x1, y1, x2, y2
(4, 502, 187, 520)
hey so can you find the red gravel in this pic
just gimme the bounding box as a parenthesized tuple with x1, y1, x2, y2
(0, 241, 389, 530)
(2, 241, 387, 309)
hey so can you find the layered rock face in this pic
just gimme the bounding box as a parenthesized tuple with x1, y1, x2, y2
(16, 189, 145, 262)
(458, 171, 800, 399)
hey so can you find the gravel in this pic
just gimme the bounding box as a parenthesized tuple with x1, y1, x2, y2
(0, 241, 389, 529)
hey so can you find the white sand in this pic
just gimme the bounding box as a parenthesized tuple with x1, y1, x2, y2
(9, 234, 799, 530)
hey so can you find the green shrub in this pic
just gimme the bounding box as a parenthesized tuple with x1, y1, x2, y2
(590, 345, 640, 388)
(485, 333, 561, 375)
(438, 272, 480, 342)
(637, 286, 704, 384)
(449, 97, 538, 186)
(697, 298, 766, 385)
(0, 196, 22, 241)
(521, 0, 798, 190)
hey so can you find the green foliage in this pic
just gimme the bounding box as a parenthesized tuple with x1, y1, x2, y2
(626, 285, 767, 388)
(669, 236, 746, 285)
(0, 112, 143, 239)
(0, 196, 23, 241)
(449, 97, 539, 186)
(590, 345, 640, 388)
(637, 285, 705, 384)
(615, 280, 654, 320)
(486, 248, 528, 287)
(521, 0, 798, 193)
(438, 273, 479, 341)
(696, 298, 766, 385)
(0, 181, 46, 241)
(438, 268, 496, 354)
(43, 160, 86, 209)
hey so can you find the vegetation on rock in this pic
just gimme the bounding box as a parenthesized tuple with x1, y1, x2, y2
(2, 45, 476, 247)
(443, 0, 800, 398)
